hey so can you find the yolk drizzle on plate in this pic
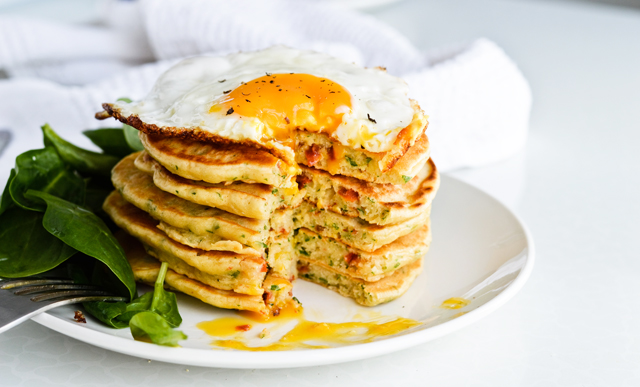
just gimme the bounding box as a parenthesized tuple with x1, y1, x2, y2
(197, 303, 422, 352)
(209, 73, 352, 146)
(440, 297, 471, 309)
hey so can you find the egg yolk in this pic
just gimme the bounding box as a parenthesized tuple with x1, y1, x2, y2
(210, 73, 352, 145)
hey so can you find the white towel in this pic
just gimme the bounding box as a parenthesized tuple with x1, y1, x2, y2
(0, 0, 531, 187)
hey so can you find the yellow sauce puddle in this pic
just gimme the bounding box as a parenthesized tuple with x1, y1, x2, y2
(439, 297, 470, 309)
(198, 304, 422, 351)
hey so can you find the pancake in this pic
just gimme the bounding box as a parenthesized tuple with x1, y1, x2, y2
(294, 117, 429, 185)
(297, 257, 423, 306)
(299, 158, 439, 226)
(140, 132, 297, 188)
(294, 222, 431, 282)
(112, 154, 292, 255)
(135, 151, 304, 219)
(101, 99, 427, 179)
(156, 222, 296, 279)
(129, 246, 271, 315)
(103, 191, 267, 296)
(293, 200, 430, 252)
(121, 234, 290, 316)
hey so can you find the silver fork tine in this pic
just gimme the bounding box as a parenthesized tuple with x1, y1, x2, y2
(31, 290, 114, 302)
(1, 278, 74, 289)
(14, 284, 101, 296)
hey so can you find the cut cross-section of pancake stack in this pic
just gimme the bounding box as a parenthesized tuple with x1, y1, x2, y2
(292, 127, 438, 306)
(99, 47, 439, 316)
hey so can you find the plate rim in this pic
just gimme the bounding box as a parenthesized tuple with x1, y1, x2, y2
(31, 174, 535, 369)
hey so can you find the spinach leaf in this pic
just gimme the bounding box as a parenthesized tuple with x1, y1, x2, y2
(124, 125, 144, 152)
(113, 97, 144, 153)
(83, 128, 132, 158)
(0, 168, 16, 216)
(129, 311, 187, 347)
(83, 263, 181, 330)
(25, 189, 136, 299)
(83, 300, 130, 328)
(0, 207, 77, 277)
(116, 292, 153, 323)
(9, 148, 85, 212)
(42, 124, 120, 177)
(149, 262, 182, 327)
(83, 292, 151, 328)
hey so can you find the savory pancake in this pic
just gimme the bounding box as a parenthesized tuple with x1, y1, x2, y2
(135, 151, 304, 219)
(156, 222, 296, 280)
(294, 222, 430, 282)
(112, 154, 292, 255)
(104, 191, 267, 296)
(121, 233, 290, 316)
(297, 257, 423, 306)
(107, 101, 427, 181)
(292, 201, 430, 252)
(299, 158, 439, 226)
(129, 248, 271, 315)
(140, 132, 298, 188)
(295, 118, 429, 185)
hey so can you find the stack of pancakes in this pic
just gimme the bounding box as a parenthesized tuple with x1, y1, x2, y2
(99, 50, 438, 316)
(102, 112, 438, 316)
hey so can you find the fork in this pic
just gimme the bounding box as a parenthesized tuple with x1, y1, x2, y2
(0, 277, 128, 334)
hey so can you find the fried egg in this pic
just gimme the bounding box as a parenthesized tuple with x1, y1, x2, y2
(113, 46, 415, 158)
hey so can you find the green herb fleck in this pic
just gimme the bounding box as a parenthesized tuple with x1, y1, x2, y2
(298, 247, 310, 256)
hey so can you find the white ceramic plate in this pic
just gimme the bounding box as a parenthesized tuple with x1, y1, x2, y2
(32, 175, 534, 369)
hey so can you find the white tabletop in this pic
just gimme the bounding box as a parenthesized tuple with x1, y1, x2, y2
(2, 0, 640, 386)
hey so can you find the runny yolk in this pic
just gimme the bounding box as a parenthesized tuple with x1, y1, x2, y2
(197, 302, 423, 352)
(209, 73, 352, 145)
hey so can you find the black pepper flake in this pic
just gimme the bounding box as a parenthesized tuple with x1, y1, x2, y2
(285, 117, 290, 124)
(305, 95, 311, 99)
(320, 80, 325, 82)
(266, 72, 272, 76)
(218, 79, 226, 83)
(223, 90, 231, 94)
(242, 92, 251, 96)
(246, 99, 251, 103)
(329, 91, 335, 94)
(226, 107, 234, 115)
(270, 80, 274, 84)
(279, 89, 282, 91)
(367, 114, 377, 123)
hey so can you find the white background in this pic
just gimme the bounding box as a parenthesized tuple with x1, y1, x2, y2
(1, 0, 640, 385)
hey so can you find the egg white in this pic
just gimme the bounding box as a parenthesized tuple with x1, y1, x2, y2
(115, 46, 415, 154)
